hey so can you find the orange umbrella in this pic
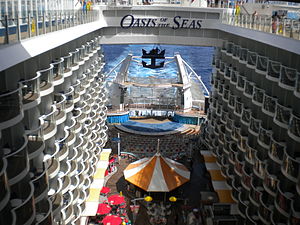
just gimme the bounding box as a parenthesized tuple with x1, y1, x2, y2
(102, 215, 122, 225)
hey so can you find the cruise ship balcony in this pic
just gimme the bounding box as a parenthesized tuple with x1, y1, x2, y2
(27, 119, 45, 160)
(61, 175, 71, 195)
(288, 113, 300, 142)
(244, 81, 254, 99)
(0, 87, 23, 130)
(52, 58, 65, 87)
(262, 94, 277, 117)
(70, 49, 80, 75)
(245, 143, 255, 165)
(295, 72, 300, 99)
(291, 200, 300, 225)
(38, 65, 54, 97)
(232, 44, 240, 60)
(234, 153, 243, 177)
(225, 117, 233, 132)
(231, 179, 241, 203)
(246, 51, 257, 69)
(63, 205, 74, 224)
(225, 42, 234, 56)
(255, 55, 268, 75)
(249, 116, 261, 137)
(236, 75, 245, 92)
(41, 105, 57, 140)
(4, 136, 29, 185)
(10, 182, 35, 225)
(258, 127, 272, 150)
(228, 93, 236, 110)
(281, 151, 300, 183)
(234, 98, 243, 117)
(258, 192, 274, 225)
(54, 94, 67, 125)
(266, 60, 281, 82)
(64, 87, 75, 113)
(63, 53, 73, 78)
(0, 159, 10, 215)
(237, 193, 248, 218)
(230, 70, 238, 85)
(271, 207, 289, 225)
(245, 205, 260, 225)
(279, 66, 297, 91)
(51, 193, 63, 219)
(222, 87, 229, 102)
(241, 107, 251, 125)
(35, 198, 52, 225)
(274, 102, 291, 129)
(252, 86, 264, 106)
(275, 182, 295, 218)
(241, 165, 252, 191)
(48, 177, 63, 198)
(263, 165, 279, 197)
(249, 179, 263, 207)
(56, 138, 69, 161)
(46, 156, 60, 179)
(239, 48, 248, 64)
(32, 167, 48, 202)
(20, 76, 41, 111)
(253, 153, 265, 179)
(73, 81, 81, 104)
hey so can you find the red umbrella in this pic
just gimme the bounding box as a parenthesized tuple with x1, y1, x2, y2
(107, 194, 125, 205)
(102, 215, 122, 225)
(96, 203, 111, 215)
(101, 186, 111, 194)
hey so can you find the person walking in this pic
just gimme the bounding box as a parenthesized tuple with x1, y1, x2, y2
(187, 208, 201, 225)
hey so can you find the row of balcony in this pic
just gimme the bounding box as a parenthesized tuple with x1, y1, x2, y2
(217, 41, 300, 98)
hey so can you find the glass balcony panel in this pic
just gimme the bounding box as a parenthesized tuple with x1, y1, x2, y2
(233, 45, 240, 58)
(32, 169, 48, 200)
(263, 94, 277, 115)
(247, 51, 257, 67)
(38, 65, 54, 93)
(20, 76, 40, 107)
(54, 94, 66, 123)
(0, 88, 23, 127)
(71, 49, 79, 66)
(221, 111, 228, 124)
(241, 108, 251, 125)
(280, 66, 297, 89)
(295, 72, 300, 97)
(253, 87, 264, 105)
(267, 60, 281, 81)
(230, 70, 238, 83)
(258, 127, 272, 148)
(220, 62, 225, 73)
(218, 84, 224, 96)
(225, 66, 231, 79)
(249, 116, 261, 135)
(239, 48, 248, 62)
(215, 59, 221, 69)
(235, 99, 243, 116)
(52, 58, 64, 83)
(63, 53, 72, 73)
(254, 157, 265, 178)
(12, 192, 35, 225)
(274, 103, 291, 128)
(226, 42, 234, 54)
(229, 94, 235, 108)
(226, 118, 233, 131)
(214, 79, 219, 89)
(223, 89, 229, 101)
(276, 186, 294, 214)
(237, 75, 245, 90)
(245, 143, 255, 164)
(289, 113, 300, 141)
(244, 81, 254, 97)
(256, 55, 268, 72)
(282, 152, 300, 181)
(269, 136, 285, 162)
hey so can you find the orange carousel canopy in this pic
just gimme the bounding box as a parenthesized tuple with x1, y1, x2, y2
(123, 153, 190, 192)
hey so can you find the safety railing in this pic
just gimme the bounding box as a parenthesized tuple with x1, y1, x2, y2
(223, 13, 300, 41)
(0, 10, 99, 45)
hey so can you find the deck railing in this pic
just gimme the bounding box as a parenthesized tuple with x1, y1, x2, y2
(0, 10, 99, 45)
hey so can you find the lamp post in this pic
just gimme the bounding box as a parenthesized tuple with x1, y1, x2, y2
(130, 196, 152, 225)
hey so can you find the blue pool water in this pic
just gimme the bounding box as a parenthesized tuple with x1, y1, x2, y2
(121, 121, 183, 133)
(102, 44, 214, 90)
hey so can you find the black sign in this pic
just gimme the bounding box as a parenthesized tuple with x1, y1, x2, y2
(120, 14, 202, 30)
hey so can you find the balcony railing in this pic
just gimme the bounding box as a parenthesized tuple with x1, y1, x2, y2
(37, 64, 54, 96)
(256, 55, 268, 74)
(27, 118, 45, 160)
(239, 48, 248, 63)
(295, 72, 300, 98)
(249, 116, 261, 136)
(230, 70, 238, 84)
(266, 60, 281, 82)
(0, 10, 99, 45)
(282, 151, 300, 182)
(275, 182, 295, 216)
(223, 13, 300, 41)
(274, 103, 292, 129)
(258, 127, 272, 149)
(63, 53, 73, 76)
(262, 94, 277, 116)
(252, 86, 264, 106)
(0, 87, 23, 129)
(20, 75, 41, 110)
(269, 136, 285, 164)
(41, 105, 57, 140)
(247, 51, 257, 68)
(52, 58, 64, 86)
(288, 113, 300, 142)
(32, 168, 48, 202)
(279, 65, 297, 90)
